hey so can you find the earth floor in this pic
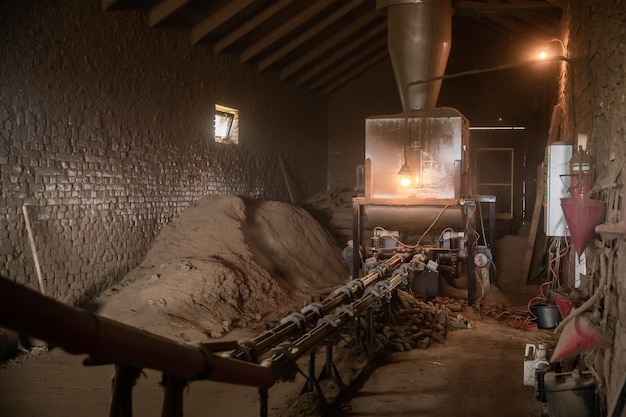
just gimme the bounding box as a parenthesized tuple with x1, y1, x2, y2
(0, 303, 556, 417)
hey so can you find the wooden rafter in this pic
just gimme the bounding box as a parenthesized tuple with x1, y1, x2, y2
(257, 0, 365, 72)
(100, 0, 564, 94)
(296, 23, 386, 86)
(455, 0, 561, 16)
(321, 50, 388, 95)
(102, 0, 122, 11)
(214, 0, 293, 53)
(191, 0, 256, 45)
(280, 10, 381, 80)
(240, 0, 335, 64)
(306, 37, 387, 90)
(149, 0, 192, 27)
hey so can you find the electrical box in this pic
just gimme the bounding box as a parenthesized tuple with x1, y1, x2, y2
(544, 143, 572, 236)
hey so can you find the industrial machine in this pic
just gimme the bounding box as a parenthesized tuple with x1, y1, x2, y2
(0, 3, 499, 416)
(349, 0, 496, 305)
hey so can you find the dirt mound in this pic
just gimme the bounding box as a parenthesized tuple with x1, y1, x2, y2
(93, 196, 349, 341)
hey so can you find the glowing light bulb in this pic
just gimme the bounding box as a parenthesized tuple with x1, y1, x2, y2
(401, 177, 411, 187)
(539, 51, 547, 59)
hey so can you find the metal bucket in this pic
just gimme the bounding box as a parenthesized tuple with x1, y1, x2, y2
(530, 304, 561, 329)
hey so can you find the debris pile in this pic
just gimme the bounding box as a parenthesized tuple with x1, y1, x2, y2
(91, 196, 349, 342)
(376, 290, 473, 352)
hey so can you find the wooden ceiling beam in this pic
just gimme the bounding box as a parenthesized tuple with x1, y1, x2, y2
(191, 0, 256, 45)
(454, 1, 560, 16)
(516, 14, 561, 38)
(319, 50, 388, 95)
(280, 10, 381, 80)
(240, 0, 335, 64)
(297, 23, 386, 86)
(306, 37, 387, 90)
(102, 0, 122, 11)
(544, 0, 566, 9)
(214, 0, 293, 53)
(149, 0, 192, 27)
(257, 0, 365, 72)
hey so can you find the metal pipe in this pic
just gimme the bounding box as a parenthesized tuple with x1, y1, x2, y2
(0, 277, 276, 388)
(378, 0, 453, 111)
(263, 265, 414, 369)
(229, 252, 411, 361)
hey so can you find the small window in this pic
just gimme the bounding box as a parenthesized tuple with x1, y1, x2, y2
(214, 104, 239, 144)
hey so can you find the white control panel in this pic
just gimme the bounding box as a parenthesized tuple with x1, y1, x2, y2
(544, 143, 572, 236)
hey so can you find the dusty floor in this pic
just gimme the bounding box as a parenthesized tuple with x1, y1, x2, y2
(0, 196, 561, 416)
(328, 311, 554, 417)
(0, 308, 556, 417)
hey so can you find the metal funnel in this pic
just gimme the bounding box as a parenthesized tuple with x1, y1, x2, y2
(560, 197, 606, 256)
(378, 0, 453, 111)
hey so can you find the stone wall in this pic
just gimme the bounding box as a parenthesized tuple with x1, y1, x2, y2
(0, 1, 327, 305)
(564, 1, 626, 412)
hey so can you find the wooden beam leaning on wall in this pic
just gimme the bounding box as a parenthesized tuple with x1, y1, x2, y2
(102, 0, 122, 11)
(149, 0, 192, 27)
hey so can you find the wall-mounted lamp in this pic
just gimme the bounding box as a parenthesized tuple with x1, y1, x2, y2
(406, 47, 570, 90)
(398, 147, 412, 186)
(398, 146, 424, 188)
(538, 38, 568, 60)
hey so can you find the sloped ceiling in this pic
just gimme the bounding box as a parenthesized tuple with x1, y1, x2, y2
(102, 0, 564, 95)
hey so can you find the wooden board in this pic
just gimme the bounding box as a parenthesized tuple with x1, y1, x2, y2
(519, 164, 545, 286)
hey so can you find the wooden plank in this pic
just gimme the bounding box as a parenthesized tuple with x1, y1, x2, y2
(320, 50, 388, 95)
(454, 1, 560, 16)
(215, 0, 292, 53)
(520, 165, 545, 286)
(302, 27, 386, 87)
(547, 104, 563, 143)
(240, 0, 334, 63)
(191, 0, 255, 45)
(280, 10, 379, 80)
(304, 37, 387, 91)
(257, 0, 364, 72)
(102, 0, 122, 11)
(149, 0, 192, 27)
(278, 156, 295, 205)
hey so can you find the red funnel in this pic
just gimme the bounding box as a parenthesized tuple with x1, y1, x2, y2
(560, 198, 606, 256)
(551, 315, 610, 362)
(552, 293, 584, 318)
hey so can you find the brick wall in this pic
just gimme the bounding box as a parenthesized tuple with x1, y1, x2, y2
(0, 1, 327, 305)
(564, 1, 626, 412)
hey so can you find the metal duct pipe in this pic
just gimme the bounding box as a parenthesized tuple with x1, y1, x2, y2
(378, 0, 453, 111)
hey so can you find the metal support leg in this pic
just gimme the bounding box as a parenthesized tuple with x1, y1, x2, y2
(354, 314, 364, 351)
(467, 201, 476, 306)
(161, 373, 187, 417)
(109, 364, 142, 417)
(352, 199, 363, 279)
(301, 351, 317, 394)
(300, 351, 328, 407)
(258, 388, 268, 417)
(317, 342, 345, 389)
(488, 200, 497, 283)
(365, 309, 374, 342)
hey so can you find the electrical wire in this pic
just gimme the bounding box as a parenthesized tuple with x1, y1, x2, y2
(527, 236, 570, 322)
(372, 203, 454, 249)
(416, 203, 454, 245)
(477, 200, 488, 246)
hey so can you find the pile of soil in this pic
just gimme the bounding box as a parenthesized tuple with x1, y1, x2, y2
(91, 196, 349, 342)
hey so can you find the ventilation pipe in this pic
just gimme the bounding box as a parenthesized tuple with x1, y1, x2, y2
(378, 0, 453, 111)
